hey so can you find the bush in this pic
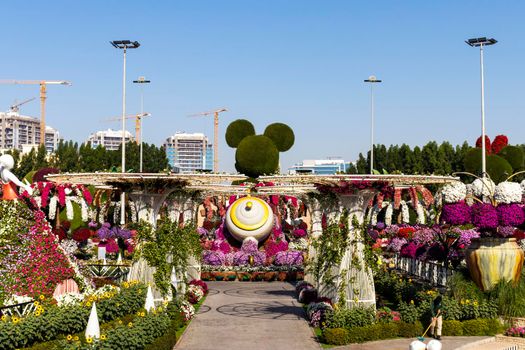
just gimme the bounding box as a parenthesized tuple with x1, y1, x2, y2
(499, 145, 524, 170)
(144, 322, 178, 350)
(464, 148, 513, 183)
(325, 306, 375, 329)
(442, 320, 463, 336)
(225, 119, 255, 148)
(263, 123, 295, 152)
(322, 328, 349, 345)
(462, 319, 489, 336)
(397, 321, 423, 338)
(235, 135, 279, 178)
(398, 301, 420, 324)
(485, 318, 504, 335)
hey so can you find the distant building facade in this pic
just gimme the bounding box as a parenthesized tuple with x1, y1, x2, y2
(288, 158, 350, 175)
(163, 132, 213, 173)
(86, 129, 134, 151)
(0, 111, 60, 153)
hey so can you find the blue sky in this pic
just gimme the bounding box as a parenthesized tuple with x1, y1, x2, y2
(1, 1, 524, 172)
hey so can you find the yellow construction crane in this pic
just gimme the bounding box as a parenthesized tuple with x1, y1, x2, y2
(103, 112, 151, 144)
(8, 97, 36, 113)
(188, 108, 228, 173)
(0, 80, 71, 145)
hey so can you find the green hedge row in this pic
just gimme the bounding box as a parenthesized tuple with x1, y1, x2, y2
(322, 318, 503, 345)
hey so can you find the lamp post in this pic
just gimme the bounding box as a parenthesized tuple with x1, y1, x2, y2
(466, 37, 497, 178)
(133, 76, 151, 173)
(364, 75, 382, 174)
(110, 40, 140, 225)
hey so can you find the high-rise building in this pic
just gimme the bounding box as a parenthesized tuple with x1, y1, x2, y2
(163, 132, 213, 173)
(0, 111, 60, 153)
(86, 129, 134, 151)
(288, 158, 350, 175)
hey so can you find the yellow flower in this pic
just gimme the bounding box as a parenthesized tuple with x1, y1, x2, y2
(466, 299, 470, 304)
(12, 316, 20, 324)
(1, 315, 7, 322)
(86, 336, 93, 344)
(34, 301, 40, 306)
(408, 279, 412, 283)
(410, 300, 414, 305)
(74, 336, 79, 341)
(34, 311, 41, 317)
(157, 307, 163, 312)
(460, 299, 465, 305)
(66, 334, 73, 341)
(116, 303, 120, 307)
(118, 320, 123, 325)
(140, 312, 145, 317)
(128, 322, 133, 328)
(473, 301, 479, 307)
(37, 306, 44, 313)
(39, 295, 45, 301)
(122, 282, 129, 288)
(101, 334, 107, 340)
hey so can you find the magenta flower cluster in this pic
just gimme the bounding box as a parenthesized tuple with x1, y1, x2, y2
(471, 203, 499, 230)
(274, 251, 304, 266)
(496, 204, 525, 227)
(441, 202, 471, 225)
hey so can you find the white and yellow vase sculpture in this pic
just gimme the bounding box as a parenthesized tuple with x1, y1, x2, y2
(225, 196, 274, 243)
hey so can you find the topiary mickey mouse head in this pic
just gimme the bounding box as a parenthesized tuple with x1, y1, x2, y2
(225, 119, 295, 178)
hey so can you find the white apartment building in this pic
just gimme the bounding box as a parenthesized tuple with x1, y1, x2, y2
(86, 129, 134, 151)
(0, 111, 60, 153)
(163, 132, 213, 173)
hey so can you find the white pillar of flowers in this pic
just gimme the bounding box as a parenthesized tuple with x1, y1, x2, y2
(338, 191, 377, 309)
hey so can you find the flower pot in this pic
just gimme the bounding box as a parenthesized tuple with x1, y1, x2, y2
(200, 271, 212, 281)
(237, 272, 251, 281)
(296, 271, 305, 281)
(286, 271, 297, 281)
(263, 272, 277, 281)
(224, 271, 237, 281)
(277, 271, 287, 281)
(465, 237, 524, 291)
(253, 272, 265, 281)
(212, 272, 225, 281)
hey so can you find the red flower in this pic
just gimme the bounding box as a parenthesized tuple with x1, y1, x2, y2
(475, 135, 492, 154)
(72, 228, 92, 242)
(398, 227, 416, 239)
(491, 135, 509, 154)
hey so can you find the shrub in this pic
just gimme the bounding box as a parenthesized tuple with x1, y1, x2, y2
(442, 320, 463, 336)
(325, 306, 375, 329)
(235, 135, 279, 178)
(499, 145, 524, 170)
(462, 319, 489, 336)
(263, 123, 295, 152)
(322, 328, 349, 345)
(225, 119, 255, 148)
(398, 301, 420, 324)
(464, 148, 513, 183)
(486, 318, 504, 335)
(397, 321, 423, 338)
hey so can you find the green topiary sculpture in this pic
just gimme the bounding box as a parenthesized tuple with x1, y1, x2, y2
(226, 119, 295, 178)
(498, 145, 524, 170)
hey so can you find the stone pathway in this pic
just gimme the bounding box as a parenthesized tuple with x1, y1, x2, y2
(175, 281, 320, 350)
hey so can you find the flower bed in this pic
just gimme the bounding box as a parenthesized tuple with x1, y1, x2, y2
(200, 265, 304, 281)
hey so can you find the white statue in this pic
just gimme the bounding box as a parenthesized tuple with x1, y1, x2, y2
(0, 154, 33, 199)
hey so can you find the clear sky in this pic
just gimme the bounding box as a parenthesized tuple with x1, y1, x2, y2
(1, 1, 524, 172)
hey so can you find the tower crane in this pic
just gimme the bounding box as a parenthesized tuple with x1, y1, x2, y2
(188, 108, 228, 173)
(0, 80, 71, 145)
(8, 97, 36, 113)
(103, 112, 151, 144)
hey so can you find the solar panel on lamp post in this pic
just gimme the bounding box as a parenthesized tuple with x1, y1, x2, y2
(133, 77, 151, 173)
(364, 76, 382, 175)
(110, 40, 140, 225)
(466, 37, 497, 179)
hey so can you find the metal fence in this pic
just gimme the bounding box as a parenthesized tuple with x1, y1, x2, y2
(392, 254, 453, 287)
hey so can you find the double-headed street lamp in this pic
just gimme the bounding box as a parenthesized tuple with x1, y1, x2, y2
(111, 40, 140, 225)
(466, 37, 497, 178)
(364, 75, 382, 174)
(133, 76, 151, 173)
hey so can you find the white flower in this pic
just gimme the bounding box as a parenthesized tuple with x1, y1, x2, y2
(521, 179, 525, 192)
(471, 178, 495, 198)
(93, 284, 120, 297)
(49, 196, 58, 220)
(55, 292, 84, 307)
(65, 198, 74, 220)
(465, 184, 474, 206)
(4, 294, 33, 306)
(289, 238, 308, 251)
(385, 203, 393, 226)
(60, 239, 79, 255)
(400, 200, 410, 223)
(416, 201, 426, 225)
(494, 181, 522, 204)
(441, 182, 467, 203)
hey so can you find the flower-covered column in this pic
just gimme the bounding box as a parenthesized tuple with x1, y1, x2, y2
(338, 190, 377, 309)
(128, 191, 172, 227)
(304, 196, 322, 286)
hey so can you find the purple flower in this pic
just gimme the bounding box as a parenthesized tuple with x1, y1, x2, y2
(376, 222, 386, 230)
(400, 242, 418, 259)
(385, 225, 400, 237)
(232, 251, 266, 266)
(292, 229, 307, 238)
(197, 227, 209, 236)
(441, 202, 471, 225)
(211, 240, 232, 254)
(471, 203, 498, 230)
(388, 237, 407, 253)
(368, 228, 379, 240)
(88, 221, 98, 229)
(455, 228, 480, 247)
(496, 204, 525, 227)
(241, 238, 259, 253)
(412, 227, 437, 245)
(274, 251, 303, 266)
(265, 239, 289, 257)
(111, 227, 131, 239)
(215, 222, 225, 240)
(96, 224, 113, 240)
(203, 250, 225, 266)
(498, 226, 516, 238)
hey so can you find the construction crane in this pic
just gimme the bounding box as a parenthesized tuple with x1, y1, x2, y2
(8, 97, 36, 113)
(188, 108, 228, 173)
(0, 80, 71, 145)
(103, 112, 151, 144)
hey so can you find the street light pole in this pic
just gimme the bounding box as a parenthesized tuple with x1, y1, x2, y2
(466, 37, 497, 178)
(364, 75, 382, 174)
(111, 40, 140, 225)
(133, 77, 151, 173)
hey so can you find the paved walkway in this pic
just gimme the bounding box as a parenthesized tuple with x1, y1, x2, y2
(175, 281, 522, 350)
(176, 281, 320, 350)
